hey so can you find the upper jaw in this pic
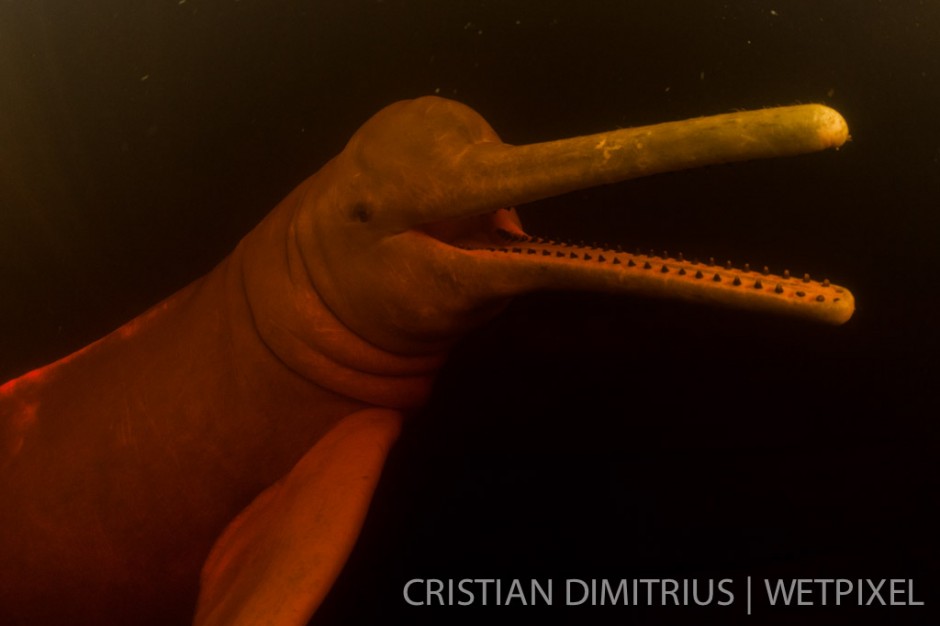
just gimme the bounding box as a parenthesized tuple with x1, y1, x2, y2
(389, 100, 850, 229)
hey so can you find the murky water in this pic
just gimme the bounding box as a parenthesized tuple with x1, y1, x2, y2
(1, 2, 937, 624)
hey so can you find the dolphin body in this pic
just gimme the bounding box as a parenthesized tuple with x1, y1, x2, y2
(0, 97, 852, 625)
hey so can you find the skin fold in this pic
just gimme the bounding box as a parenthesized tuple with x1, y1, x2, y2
(0, 96, 852, 625)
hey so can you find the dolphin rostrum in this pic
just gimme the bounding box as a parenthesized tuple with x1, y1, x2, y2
(0, 96, 852, 625)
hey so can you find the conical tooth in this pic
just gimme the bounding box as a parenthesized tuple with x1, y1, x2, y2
(754, 279, 763, 289)
(627, 259, 636, 267)
(677, 252, 684, 262)
(712, 273, 721, 282)
(709, 256, 716, 266)
(762, 265, 770, 275)
(775, 283, 784, 294)
(556, 251, 565, 258)
(527, 248, 536, 254)
(660, 264, 669, 273)
(815, 295, 825, 302)
(570, 252, 578, 259)
(613, 257, 621, 264)
(783, 269, 791, 279)
(542, 250, 552, 256)
(695, 270, 703, 279)
(796, 290, 806, 297)
(822, 278, 830, 287)
(584, 253, 592, 260)
(643, 261, 652, 269)
(725, 260, 733, 269)
(678, 267, 686, 276)
(732, 276, 741, 286)
(598, 254, 606, 262)
(743, 263, 750, 272)
(803, 273, 811, 283)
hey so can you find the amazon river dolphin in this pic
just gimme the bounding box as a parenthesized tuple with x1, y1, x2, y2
(0, 96, 852, 625)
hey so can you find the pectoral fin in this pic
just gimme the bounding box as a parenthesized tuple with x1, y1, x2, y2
(194, 409, 403, 626)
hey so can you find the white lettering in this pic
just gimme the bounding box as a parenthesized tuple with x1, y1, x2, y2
(566, 579, 589, 605)
(764, 579, 797, 605)
(403, 579, 423, 606)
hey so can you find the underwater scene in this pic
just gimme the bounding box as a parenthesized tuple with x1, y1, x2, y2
(1, 1, 937, 624)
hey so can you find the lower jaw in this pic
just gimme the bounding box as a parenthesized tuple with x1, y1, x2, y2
(452, 229, 854, 325)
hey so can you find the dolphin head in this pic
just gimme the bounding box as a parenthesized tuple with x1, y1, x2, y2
(291, 96, 853, 356)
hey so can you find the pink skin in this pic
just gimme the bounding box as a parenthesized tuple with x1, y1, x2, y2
(0, 96, 852, 625)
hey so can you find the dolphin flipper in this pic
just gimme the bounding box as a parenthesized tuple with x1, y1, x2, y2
(193, 409, 403, 626)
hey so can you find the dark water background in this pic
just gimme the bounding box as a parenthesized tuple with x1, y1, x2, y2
(1, 1, 938, 624)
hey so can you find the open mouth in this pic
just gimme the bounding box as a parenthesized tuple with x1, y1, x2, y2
(383, 98, 854, 325)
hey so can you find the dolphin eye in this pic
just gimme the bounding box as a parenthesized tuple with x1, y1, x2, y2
(351, 202, 373, 223)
